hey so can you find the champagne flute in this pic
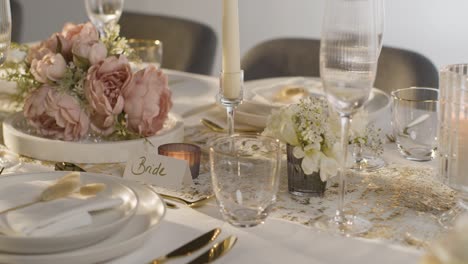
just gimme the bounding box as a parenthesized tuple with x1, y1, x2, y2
(319, 0, 380, 235)
(84, 0, 124, 36)
(0, 0, 20, 170)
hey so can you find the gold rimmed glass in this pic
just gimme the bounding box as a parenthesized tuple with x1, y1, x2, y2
(127, 38, 163, 69)
(391, 87, 439, 161)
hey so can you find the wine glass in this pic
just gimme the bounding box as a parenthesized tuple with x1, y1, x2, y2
(351, 0, 386, 172)
(84, 0, 124, 36)
(319, 0, 380, 235)
(0, 0, 20, 170)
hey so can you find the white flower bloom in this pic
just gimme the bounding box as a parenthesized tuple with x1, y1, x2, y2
(293, 146, 305, 159)
(319, 154, 339, 181)
(301, 151, 321, 175)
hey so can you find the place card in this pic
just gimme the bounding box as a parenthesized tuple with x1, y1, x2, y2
(123, 142, 193, 188)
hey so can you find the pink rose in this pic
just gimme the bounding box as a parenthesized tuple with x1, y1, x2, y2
(123, 66, 172, 137)
(72, 39, 107, 66)
(26, 33, 69, 63)
(62, 22, 99, 47)
(85, 55, 132, 135)
(24, 86, 90, 141)
(30, 53, 67, 83)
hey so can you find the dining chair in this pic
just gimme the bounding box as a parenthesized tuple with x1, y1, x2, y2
(241, 38, 439, 94)
(11, 0, 22, 42)
(119, 12, 217, 75)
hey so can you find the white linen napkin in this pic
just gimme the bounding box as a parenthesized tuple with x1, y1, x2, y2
(0, 181, 122, 237)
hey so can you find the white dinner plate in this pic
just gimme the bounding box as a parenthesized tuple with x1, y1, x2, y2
(237, 77, 391, 128)
(0, 172, 138, 254)
(0, 172, 166, 264)
(2, 112, 184, 163)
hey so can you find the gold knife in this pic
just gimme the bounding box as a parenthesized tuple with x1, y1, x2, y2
(186, 236, 238, 264)
(151, 228, 221, 264)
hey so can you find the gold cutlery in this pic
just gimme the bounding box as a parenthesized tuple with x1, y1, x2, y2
(181, 103, 217, 119)
(200, 118, 260, 134)
(150, 228, 221, 264)
(186, 235, 238, 264)
(54, 162, 86, 172)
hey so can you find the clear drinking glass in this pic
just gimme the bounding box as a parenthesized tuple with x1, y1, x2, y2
(351, 0, 386, 172)
(391, 87, 438, 161)
(0, 0, 20, 170)
(438, 64, 468, 229)
(319, 0, 380, 235)
(0, 0, 11, 64)
(209, 135, 281, 227)
(127, 39, 163, 69)
(84, 0, 124, 36)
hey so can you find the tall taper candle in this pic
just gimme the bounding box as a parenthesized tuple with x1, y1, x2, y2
(222, 0, 241, 99)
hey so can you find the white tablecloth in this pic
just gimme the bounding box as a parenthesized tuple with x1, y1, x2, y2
(0, 69, 441, 263)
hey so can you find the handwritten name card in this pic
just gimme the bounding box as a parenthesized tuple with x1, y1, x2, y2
(123, 144, 193, 188)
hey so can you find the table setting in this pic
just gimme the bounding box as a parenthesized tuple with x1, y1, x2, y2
(0, 0, 466, 263)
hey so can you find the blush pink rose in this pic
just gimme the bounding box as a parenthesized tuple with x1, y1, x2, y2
(27, 33, 69, 63)
(30, 53, 67, 83)
(72, 39, 107, 66)
(84, 55, 132, 135)
(123, 66, 172, 137)
(24, 85, 90, 141)
(62, 22, 99, 47)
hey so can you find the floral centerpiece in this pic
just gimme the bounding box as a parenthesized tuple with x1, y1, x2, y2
(1, 22, 172, 141)
(263, 96, 382, 196)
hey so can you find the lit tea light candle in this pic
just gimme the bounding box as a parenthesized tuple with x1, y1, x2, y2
(158, 143, 201, 179)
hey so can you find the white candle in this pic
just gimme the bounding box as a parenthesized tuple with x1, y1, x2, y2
(222, 0, 241, 99)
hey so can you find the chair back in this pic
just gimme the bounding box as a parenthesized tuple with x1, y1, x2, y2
(241, 38, 438, 94)
(120, 12, 217, 75)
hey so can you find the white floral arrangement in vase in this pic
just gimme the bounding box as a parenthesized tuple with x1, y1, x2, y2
(263, 96, 382, 182)
(1, 22, 172, 142)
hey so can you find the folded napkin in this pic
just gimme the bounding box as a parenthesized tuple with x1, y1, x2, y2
(0, 180, 122, 237)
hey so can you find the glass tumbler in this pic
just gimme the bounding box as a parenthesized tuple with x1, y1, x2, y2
(209, 135, 281, 227)
(391, 87, 439, 161)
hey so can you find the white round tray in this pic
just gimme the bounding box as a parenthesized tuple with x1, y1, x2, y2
(3, 112, 184, 163)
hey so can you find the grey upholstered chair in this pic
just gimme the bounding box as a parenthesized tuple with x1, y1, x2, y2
(11, 0, 22, 42)
(119, 12, 217, 75)
(241, 38, 438, 94)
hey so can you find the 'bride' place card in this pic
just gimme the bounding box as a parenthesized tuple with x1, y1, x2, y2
(123, 143, 193, 188)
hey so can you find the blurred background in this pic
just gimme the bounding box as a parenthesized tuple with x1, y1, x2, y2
(13, 0, 468, 75)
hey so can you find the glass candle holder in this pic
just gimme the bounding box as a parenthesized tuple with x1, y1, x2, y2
(438, 64, 468, 228)
(158, 143, 201, 179)
(217, 71, 244, 135)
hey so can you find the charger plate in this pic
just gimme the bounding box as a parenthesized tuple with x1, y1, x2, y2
(0, 172, 165, 264)
(0, 172, 138, 254)
(2, 112, 184, 163)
